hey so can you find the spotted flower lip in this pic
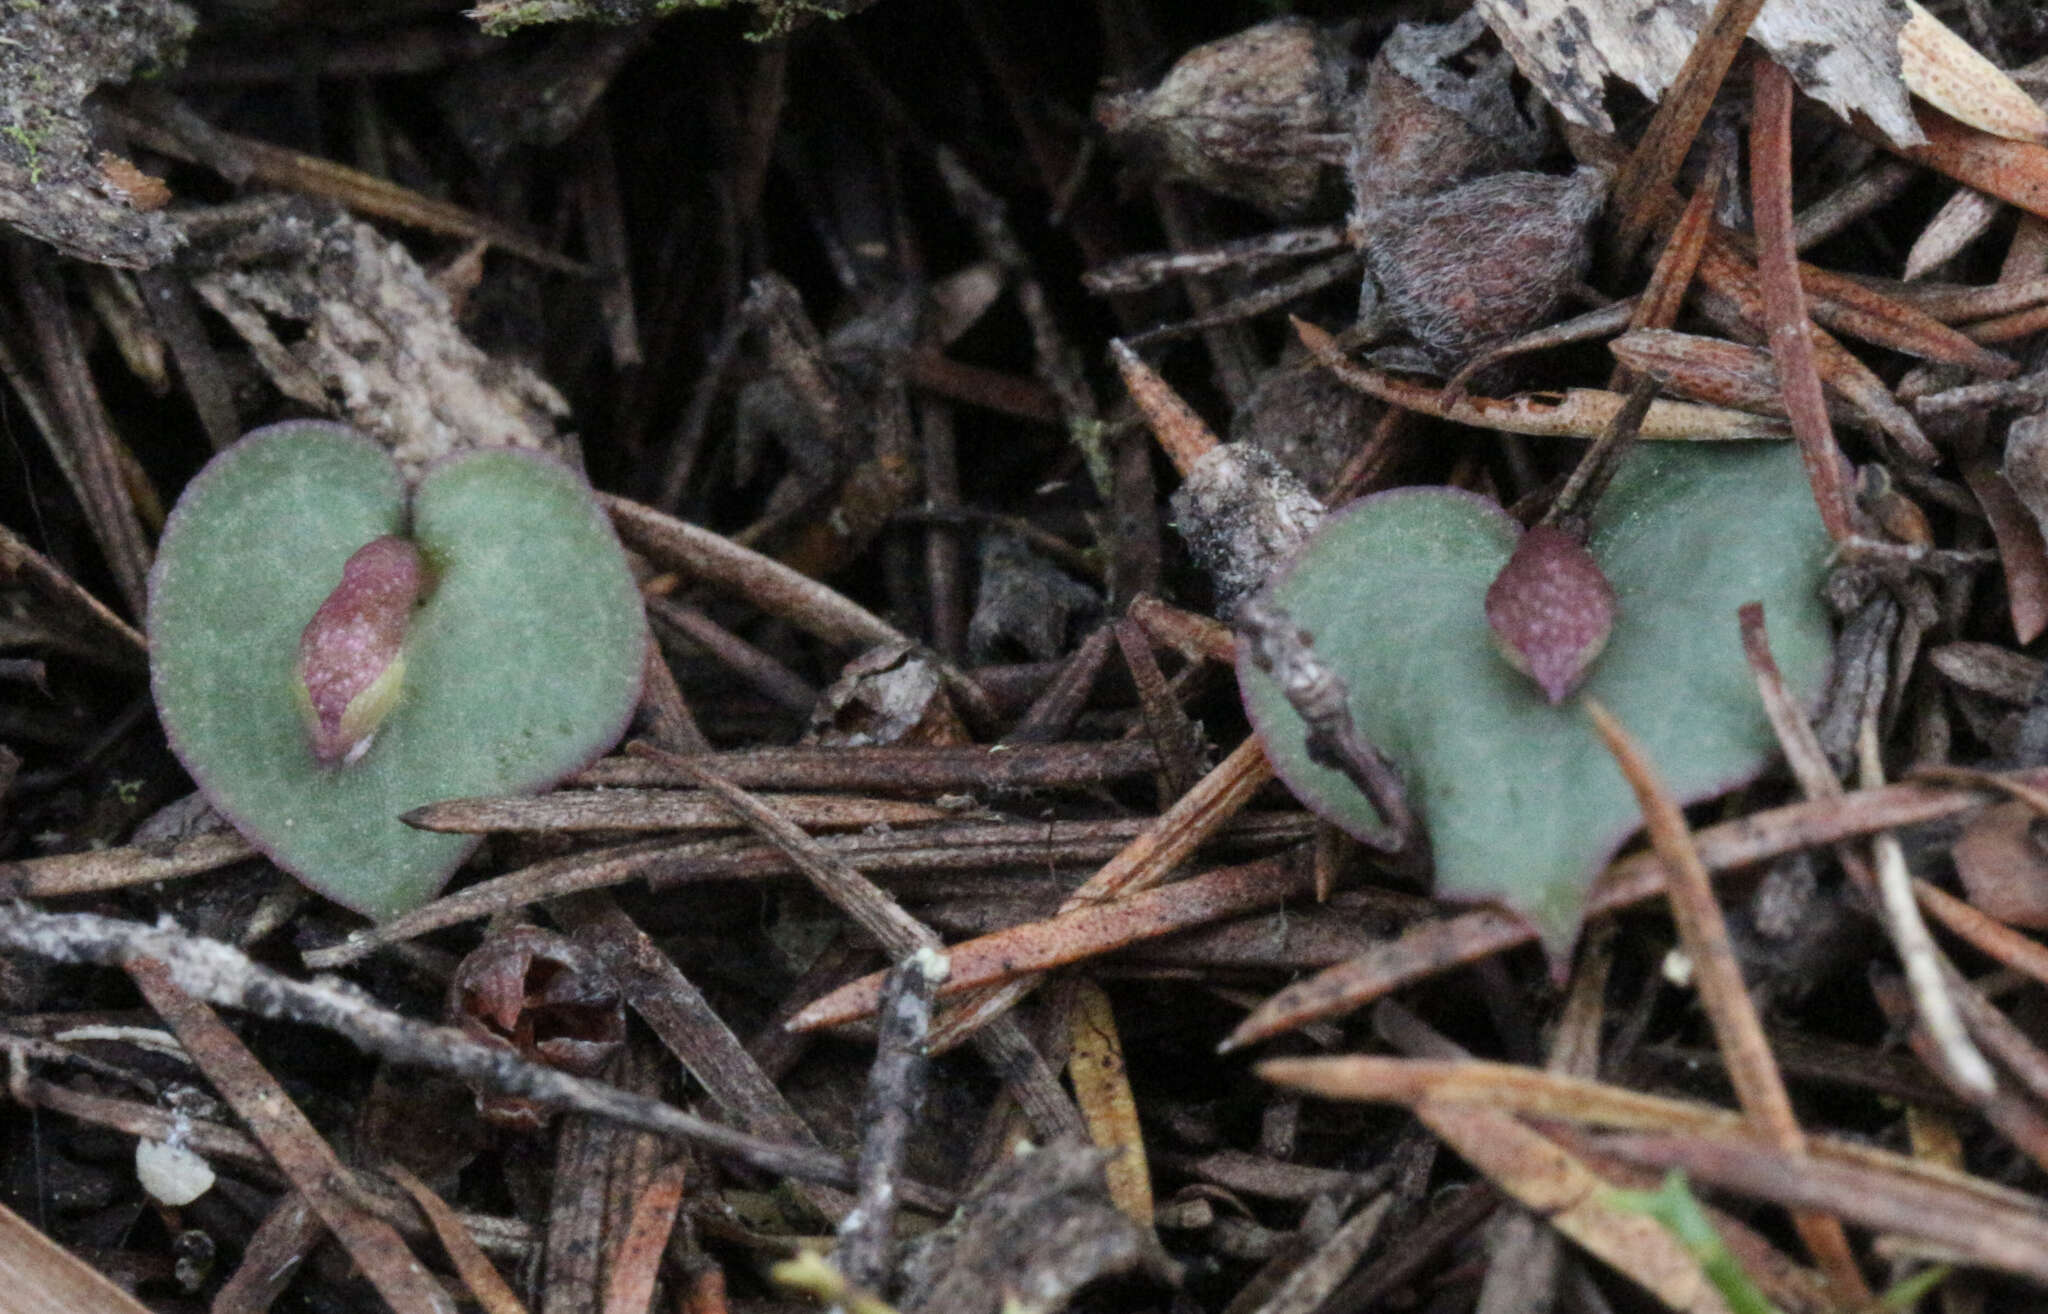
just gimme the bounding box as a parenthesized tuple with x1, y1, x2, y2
(294, 535, 424, 767)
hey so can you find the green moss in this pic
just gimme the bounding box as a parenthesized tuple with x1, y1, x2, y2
(4, 117, 48, 186)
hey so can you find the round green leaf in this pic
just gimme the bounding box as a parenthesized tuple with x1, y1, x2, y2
(150, 422, 648, 920)
(1238, 441, 1833, 955)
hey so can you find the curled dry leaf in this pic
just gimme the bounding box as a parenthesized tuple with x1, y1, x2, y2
(805, 642, 970, 748)
(1952, 801, 2048, 931)
(1352, 12, 1545, 207)
(448, 924, 625, 1130)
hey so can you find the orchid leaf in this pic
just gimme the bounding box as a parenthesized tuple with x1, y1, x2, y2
(149, 422, 647, 920)
(1237, 441, 1832, 954)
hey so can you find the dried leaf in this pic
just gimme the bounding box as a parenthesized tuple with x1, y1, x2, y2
(1898, 1, 2048, 144)
(1953, 801, 2048, 930)
(806, 643, 970, 748)
(1476, 0, 1923, 148)
(448, 924, 625, 1129)
(1298, 319, 1792, 441)
(1067, 981, 1153, 1226)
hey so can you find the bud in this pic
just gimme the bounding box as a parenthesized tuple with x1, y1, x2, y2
(294, 536, 423, 766)
(1484, 525, 1616, 704)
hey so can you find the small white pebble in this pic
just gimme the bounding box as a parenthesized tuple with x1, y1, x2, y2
(136, 1138, 215, 1206)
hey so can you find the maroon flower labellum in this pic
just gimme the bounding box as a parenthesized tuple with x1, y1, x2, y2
(1484, 525, 1616, 704)
(448, 924, 624, 1131)
(293, 535, 423, 767)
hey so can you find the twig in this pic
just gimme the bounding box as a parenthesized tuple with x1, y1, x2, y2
(551, 891, 853, 1221)
(404, 789, 948, 835)
(0, 522, 145, 668)
(1742, 604, 1994, 1095)
(1002, 624, 1116, 746)
(1110, 339, 1217, 477)
(1614, 148, 1726, 387)
(604, 494, 999, 729)
(111, 90, 586, 275)
(1604, 0, 1771, 274)
(1295, 318, 1790, 442)
(924, 737, 1277, 1052)
(646, 594, 819, 715)
(1751, 60, 1857, 541)
(1587, 700, 1869, 1302)
(837, 949, 947, 1295)
(1542, 376, 1658, 533)
(2, 830, 254, 899)
(601, 1159, 689, 1314)
(573, 741, 1159, 792)
(1123, 254, 1365, 349)
(1083, 225, 1350, 294)
(308, 809, 1310, 971)
(1258, 1054, 2048, 1284)
(1855, 721, 1996, 1095)
(1114, 617, 1207, 798)
(209, 1193, 324, 1314)
(124, 958, 458, 1314)
(1248, 1195, 1391, 1314)
(9, 247, 153, 615)
(1223, 767, 2048, 1048)
(1234, 597, 1411, 854)
(1915, 876, 2048, 989)
(933, 146, 1099, 450)
(0, 906, 943, 1203)
(628, 743, 1086, 1143)
(789, 856, 1308, 1032)
(386, 1163, 530, 1314)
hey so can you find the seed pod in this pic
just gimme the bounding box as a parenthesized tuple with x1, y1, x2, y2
(1484, 525, 1616, 704)
(1352, 13, 1545, 209)
(1171, 444, 1326, 619)
(1097, 18, 1351, 215)
(293, 536, 423, 767)
(1364, 166, 1606, 362)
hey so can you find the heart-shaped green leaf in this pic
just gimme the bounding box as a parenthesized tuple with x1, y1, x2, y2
(149, 422, 647, 920)
(1238, 441, 1832, 954)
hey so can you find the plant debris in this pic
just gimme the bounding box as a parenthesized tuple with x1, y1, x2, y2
(17, 2, 2048, 1312)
